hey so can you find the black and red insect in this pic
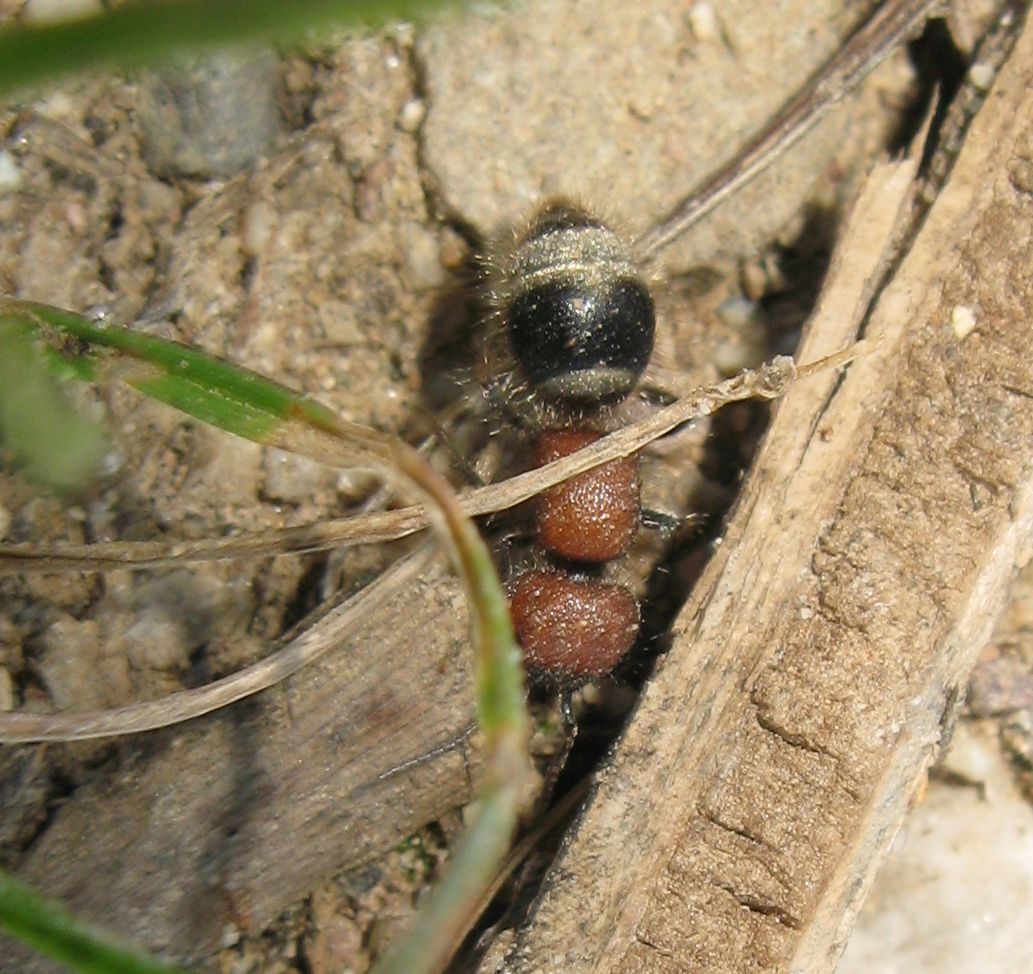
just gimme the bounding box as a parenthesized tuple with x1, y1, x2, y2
(488, 202, 657, 681)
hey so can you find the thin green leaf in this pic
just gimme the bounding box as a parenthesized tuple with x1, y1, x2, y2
(0, 0, 466, 100)
(5, 301, 344, 452)
(372, 448, 530, 974)
(0, 870, 193, 974)
(372, 779, 520, 974)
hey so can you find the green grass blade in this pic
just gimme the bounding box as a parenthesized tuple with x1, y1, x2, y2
(372, 780, 519, 974)
(0, 870, 193, 974)
(372, 449, 530, 974)
(5, 300, 345, 452)
(0, 0, 465, 99)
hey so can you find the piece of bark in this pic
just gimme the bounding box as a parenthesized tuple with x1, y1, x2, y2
(9, 551, 477, 972)
(484, 12, 1033, 973)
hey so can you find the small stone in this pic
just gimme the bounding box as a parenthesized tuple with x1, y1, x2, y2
(740, 259, 769, 301)
(401, 221, 445, 290)
(969, 61, 995, 91)
(397, 98, 426, 134)
(137, 50, 283, 179)
(0, 150, 21, 194)
(219, 923, 241, 949)
(36, 615, 104, 711)
(688, 2, 719, 42)
(262, 448, 333, 505)
(122, 607, 192, 672)
(951, 304, 977, 340)
(240, 199, 278, 258)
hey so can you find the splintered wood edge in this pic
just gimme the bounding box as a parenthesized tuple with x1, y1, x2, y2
(487, 14, 1033, 974)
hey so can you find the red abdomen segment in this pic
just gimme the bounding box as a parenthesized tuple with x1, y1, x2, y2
(534, 429, 640, 562)
(508, 570, 639, 679)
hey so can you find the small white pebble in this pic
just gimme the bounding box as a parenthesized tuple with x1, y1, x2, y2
(65, 200, 88, 233)
(398, 98, 426, 134)
(712, 335, 759, 376)
(969, 61, 995, 91)
(403, 221, 446, 290)
(220, 924, 241, 949)
(740, 260, 769, 301)
(717, 295, 759, 330)
(951, 304, 977, 340)
(239, 199, 277, 258)
(37, 91, 75, 119)
(799, 605, 814, 620)
(578, 683, 601, 707)
(0, 150, 21, 193)
(688, 2, 719, 42)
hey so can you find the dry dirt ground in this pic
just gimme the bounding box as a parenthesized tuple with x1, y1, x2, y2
(1, 1, 1032, 972)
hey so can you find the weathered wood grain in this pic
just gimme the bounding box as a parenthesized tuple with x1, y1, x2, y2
(486, 11, 1033, 972)
(10, 550, 478, 971)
